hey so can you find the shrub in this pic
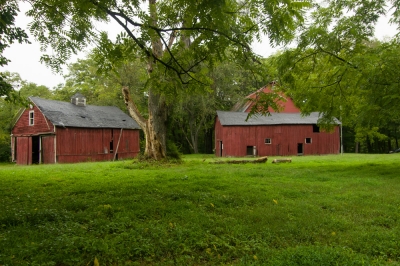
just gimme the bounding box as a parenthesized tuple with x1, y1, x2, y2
(0, 136, 10, 162)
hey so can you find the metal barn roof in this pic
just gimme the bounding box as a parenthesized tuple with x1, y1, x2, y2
(217, 111, 340, 126)
(30, 97, 141, 129)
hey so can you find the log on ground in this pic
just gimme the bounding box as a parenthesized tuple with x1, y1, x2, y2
(213, 156, 268, 164)
(272, 158, 292, 163)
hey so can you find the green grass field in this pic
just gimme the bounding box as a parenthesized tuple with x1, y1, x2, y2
(1, 154, 399, 265)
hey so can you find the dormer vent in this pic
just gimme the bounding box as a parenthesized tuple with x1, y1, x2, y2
(71, 92, 86, 107)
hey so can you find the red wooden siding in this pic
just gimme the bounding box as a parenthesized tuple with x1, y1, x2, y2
(12, 103, 140, 165)
(55, 127, 140, 163)
(16, 137, 30, 165)
(42, 135, 55, 164)
(215, 118, 340, 157)
(12, 106, 54, 135)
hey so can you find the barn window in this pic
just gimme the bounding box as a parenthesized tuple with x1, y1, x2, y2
(29, 111, 34, 126)
(313, 124, 320, 133)
(265, 138, 272, 144)
(305, 138, 312, 144)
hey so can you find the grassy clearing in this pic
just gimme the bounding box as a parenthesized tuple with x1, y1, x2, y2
(1, 154, 400, 265)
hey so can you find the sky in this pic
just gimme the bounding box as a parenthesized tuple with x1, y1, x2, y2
(1, 4, 398, 90)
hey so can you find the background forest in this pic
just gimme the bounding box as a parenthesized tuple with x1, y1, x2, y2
(2, 0, 400, 161)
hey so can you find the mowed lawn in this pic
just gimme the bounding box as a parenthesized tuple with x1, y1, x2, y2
(0, 154, 399, 265)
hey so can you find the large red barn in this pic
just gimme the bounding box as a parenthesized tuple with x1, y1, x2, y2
(215, 84, 341, 157)
(11, 93, 141, 164)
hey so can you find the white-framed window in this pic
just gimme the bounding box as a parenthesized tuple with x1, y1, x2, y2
(29, 111, 34, 126)
(265, 138, 272, 144)
(305, 137, 312, 144)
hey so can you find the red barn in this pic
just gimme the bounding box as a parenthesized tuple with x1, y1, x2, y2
(215, 84, 341, 157)
(11, 93, 141, 164)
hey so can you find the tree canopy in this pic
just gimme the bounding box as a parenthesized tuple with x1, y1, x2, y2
(271, 0, 400, 152)
(23, 0, 311, 159)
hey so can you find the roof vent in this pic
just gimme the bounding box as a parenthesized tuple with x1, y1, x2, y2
(71, 92, 86, 107)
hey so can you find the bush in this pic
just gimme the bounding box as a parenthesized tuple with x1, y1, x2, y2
(166, 140, 181, 159)
(0, 136, 10, 162)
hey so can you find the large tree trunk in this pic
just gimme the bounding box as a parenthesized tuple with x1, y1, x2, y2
(131, 0, 167, 160)
(122, 87, 167, 160)
(121, 0, 168, 160)
(145, 90, 167, 159)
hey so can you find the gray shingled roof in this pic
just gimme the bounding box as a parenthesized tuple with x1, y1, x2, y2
(217, 111, 340, 126)
(30, 97, 141, 129)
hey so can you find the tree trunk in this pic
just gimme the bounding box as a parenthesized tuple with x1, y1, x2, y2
(122, 86, 167, 160)
(190, 125, 199, 154)
(145, 90, 167, 159)
(130, 0, 167, 160)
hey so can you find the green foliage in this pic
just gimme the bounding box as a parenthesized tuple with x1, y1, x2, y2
(0, 133, 10, 162)
(0, 154, 400, 264)
(25, 0, 310, 79)
(23, 0, 313, 100)
(19, 83, 53, 99)
(166, 140, 181, 159)
(52, 55, 148, 109)
(24, 0, 312, 159)
(0, 0, 29, 100)
(270, 0, 400, 152)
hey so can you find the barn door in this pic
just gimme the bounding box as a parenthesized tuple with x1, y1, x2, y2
(219, 141, 223, 157)
(16, 137, 29, 164)
(42, 135, 55, 164)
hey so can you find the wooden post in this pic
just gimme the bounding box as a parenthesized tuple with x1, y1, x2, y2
(113, 128, 123, 161)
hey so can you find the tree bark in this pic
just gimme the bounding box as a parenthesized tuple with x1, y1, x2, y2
(122, 86, 167, 160)
(145, 90, 167, 159)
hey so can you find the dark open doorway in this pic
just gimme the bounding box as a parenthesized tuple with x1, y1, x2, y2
(32, 136, 40, 164)
(297, 143, 303, 155)
(246, 146, 256, 156)
(219, 141, 223, 157)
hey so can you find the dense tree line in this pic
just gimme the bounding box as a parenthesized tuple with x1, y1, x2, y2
(268, 0, 400, 153)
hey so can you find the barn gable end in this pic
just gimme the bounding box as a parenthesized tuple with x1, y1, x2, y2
(231, 82, 301, 113)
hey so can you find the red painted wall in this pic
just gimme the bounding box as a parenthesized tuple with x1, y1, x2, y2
(16, 137, 30, 165)
(42, 135, 55, 164)
(215, 117, 340, 157)
(12, 106, 55, 136)
(55, 127, 140, 163)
